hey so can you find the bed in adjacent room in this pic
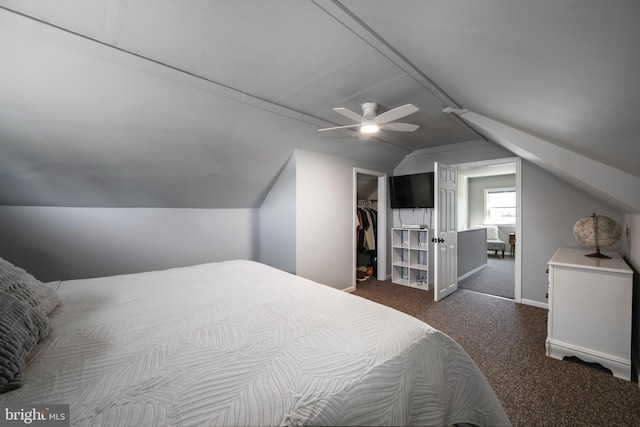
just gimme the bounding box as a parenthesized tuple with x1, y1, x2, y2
(0, 258, 510, 426)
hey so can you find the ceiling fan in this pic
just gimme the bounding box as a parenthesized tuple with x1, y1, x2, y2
(318, 102, 419, 140)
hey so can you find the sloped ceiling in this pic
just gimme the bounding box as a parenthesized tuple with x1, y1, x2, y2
(0, 1, 638, 210)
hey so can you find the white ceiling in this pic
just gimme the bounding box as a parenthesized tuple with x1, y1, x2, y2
(0, 1, 638, 208)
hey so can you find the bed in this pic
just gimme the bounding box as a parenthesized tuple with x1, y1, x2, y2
(1, 258, 510, 426)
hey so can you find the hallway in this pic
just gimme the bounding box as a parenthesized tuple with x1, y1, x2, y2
(458, 255, 515, 299)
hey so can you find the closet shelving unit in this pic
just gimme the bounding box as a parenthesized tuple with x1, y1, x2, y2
(391, 227, 429, 290)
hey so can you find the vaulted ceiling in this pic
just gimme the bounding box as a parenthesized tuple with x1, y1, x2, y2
(1, 1, 638, 209)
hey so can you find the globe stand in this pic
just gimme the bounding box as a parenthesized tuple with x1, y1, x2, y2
(574, 213, 621, 260)
(585, 247, 611, 259)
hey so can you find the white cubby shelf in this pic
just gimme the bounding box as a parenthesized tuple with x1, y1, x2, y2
(391, 228, 430, 291)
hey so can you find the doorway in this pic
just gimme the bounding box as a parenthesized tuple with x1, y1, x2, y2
(352, 168, 387, 291)
(453, 158, 522, 302)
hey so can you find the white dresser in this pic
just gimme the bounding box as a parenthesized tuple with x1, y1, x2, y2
(546, 247, 633, 380)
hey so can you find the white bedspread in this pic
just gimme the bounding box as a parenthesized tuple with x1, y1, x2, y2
(1, 260, 510, 426)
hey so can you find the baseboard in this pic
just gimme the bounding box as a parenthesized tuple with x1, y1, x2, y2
(365, 274, 550, 312)
(458, 263, 487, 282)
(521, 298, 548, 309)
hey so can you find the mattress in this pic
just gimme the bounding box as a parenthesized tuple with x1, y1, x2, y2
(1, 260, 510, 426)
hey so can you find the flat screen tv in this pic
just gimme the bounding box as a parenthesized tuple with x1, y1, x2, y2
(389, 172, 434, 209)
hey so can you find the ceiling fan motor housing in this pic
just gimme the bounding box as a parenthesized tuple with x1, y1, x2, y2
(362, 102, 377, 120)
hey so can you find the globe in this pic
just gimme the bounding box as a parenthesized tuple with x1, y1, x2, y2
(573, 213, 621, 258)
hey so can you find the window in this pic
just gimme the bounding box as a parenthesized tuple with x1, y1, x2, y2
(484, 188, 516, 224)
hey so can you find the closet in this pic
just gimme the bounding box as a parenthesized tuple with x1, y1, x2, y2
(356, 174, 378, 282)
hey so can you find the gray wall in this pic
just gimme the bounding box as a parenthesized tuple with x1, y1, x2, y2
(621, 213, 640, 384)
(393, 140, 624, 306)
(2, 141, 633, 314)
(0, 148, 392, 292)
(392, 140, 513, 287)
(259, 153, 297, 273)
(458, 228, 487, 279)
(0, 207, 259, 282)
(520, 160, 623, 302)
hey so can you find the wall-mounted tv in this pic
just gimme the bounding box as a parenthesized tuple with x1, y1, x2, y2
(389, 172, 434, 209)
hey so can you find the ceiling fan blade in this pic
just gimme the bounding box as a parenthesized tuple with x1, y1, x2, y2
(333, 107, 365, 123)
(318, 123, 362, 132)
(374, 104, 419, 125)
(379, 122, 420, 132)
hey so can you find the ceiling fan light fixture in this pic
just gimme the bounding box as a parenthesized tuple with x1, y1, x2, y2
(317, 102, 419, 136)
(360, 123, 380, 134)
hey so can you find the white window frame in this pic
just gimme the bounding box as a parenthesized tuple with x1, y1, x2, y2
(484, 187, 516, 225)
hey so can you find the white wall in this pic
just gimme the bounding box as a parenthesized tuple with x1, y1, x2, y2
(467, 174, 516, 230)
(295, 150, 360, 291)
(259, 153, 297, 273)
(259, 149, 392, 291)
(0, 206, 258, 281)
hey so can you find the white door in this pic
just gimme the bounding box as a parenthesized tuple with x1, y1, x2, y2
(433, 162, 458, 301)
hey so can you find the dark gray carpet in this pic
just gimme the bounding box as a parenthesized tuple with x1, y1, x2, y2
(352, 280, 640, 427)
(459, 255, 515, 299)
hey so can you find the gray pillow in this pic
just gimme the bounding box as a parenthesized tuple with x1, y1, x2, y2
(0, 257, 60, 315)
(0, 291, 52, 393)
